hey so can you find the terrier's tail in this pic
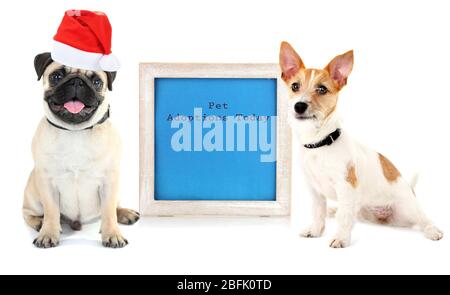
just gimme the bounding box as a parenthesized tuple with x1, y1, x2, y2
(410, 172, 420, 190)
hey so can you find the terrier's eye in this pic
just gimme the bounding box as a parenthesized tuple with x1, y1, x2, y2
(291, 82, 300, 92)
(316, 85, 328, 95)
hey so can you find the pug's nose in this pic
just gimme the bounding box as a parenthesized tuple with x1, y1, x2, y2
(294, 102, 308, 114)
(70, 78, 85, 88)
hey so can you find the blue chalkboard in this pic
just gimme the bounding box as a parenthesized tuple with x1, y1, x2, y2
(154, 78, 277, 201)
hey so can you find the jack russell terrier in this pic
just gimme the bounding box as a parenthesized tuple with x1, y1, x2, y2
(279, 41, 443, 248)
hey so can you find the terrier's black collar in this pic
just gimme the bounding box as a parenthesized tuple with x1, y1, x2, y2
(46, 107, 110, 131)
(304, 128, 341, 149)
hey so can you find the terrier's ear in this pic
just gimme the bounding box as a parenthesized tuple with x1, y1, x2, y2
(105, 71, 116, 91)
(34, 52, 53, 81)
(279, 41, 305, 81)
(325, 50, 354, 89)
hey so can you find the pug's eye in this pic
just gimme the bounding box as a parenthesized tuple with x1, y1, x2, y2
(49, 70, 64, 86)
(291, 82, 300, 92)
(92, 77, 103, 90)
(316, 85, 328, 95)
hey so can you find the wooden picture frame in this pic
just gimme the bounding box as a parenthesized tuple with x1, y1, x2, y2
(139, 63, 291, 216)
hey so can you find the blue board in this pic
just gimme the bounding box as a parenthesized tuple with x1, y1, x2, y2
(154, 78, 277, 201)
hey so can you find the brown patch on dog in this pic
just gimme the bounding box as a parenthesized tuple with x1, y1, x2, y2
(378, 153, 401, 182)
(345, 164, 358, 188)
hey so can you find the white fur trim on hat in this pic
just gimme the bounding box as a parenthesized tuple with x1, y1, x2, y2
(99, 53, 121, 72)
(51, 41, 120, 72)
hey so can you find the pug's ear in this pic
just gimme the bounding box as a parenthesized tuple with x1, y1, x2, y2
(105, 71, 117, 91)
(34, 52, 53, 81)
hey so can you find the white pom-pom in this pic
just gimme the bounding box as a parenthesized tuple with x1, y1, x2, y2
(99, 54, 120, 71)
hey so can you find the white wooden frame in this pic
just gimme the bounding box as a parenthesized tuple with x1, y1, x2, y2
(139, 63, 291, 216)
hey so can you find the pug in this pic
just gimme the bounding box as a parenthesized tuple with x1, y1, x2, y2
(23, 52, 140, 248)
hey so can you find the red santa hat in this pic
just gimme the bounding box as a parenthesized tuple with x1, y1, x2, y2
(51, 10, 120, 72)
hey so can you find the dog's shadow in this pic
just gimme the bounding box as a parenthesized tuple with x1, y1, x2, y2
(57, 238, 101, 248)
(26, 222, 105, 248)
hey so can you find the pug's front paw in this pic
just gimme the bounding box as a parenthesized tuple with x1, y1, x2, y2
(102, 230, 128, 248)
(33, 230, 60, 248)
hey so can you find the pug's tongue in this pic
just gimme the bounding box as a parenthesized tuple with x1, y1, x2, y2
(63, 100, 85, 114)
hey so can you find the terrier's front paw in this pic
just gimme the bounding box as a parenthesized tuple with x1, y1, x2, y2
(300, 225, 324, 238)
(102, 231, 128, 248)
(424, 226, 443, 241)
(33, 231, 60, 248)
(329, 237, 350, 248)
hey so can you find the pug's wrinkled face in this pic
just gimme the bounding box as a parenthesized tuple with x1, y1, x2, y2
(34, 52, 116, 129)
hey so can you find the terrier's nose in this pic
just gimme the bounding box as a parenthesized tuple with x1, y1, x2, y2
(294, 102, 308, 114)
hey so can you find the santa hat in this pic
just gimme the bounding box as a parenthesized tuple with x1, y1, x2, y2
(51, 10, 120, 72)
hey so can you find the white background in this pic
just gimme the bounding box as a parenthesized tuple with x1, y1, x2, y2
(0, 0, 449, 275)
